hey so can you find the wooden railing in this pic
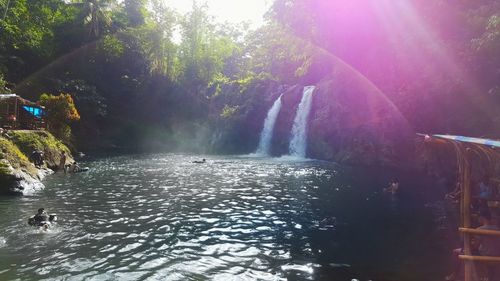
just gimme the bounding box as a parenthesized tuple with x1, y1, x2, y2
(458, 227, 500, 281)
(459, 255, 500, 262)
(459, 227, 500, 237)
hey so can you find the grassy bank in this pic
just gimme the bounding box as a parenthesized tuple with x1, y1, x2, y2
(8, 130, 71, 169)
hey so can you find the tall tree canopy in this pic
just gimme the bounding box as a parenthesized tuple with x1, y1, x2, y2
(0, 0, 499, 150)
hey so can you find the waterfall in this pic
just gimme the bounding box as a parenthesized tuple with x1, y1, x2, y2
(289, 86, 315, 158)
(255, 94, 283, 155)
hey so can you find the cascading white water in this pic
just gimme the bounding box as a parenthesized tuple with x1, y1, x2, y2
(289, 86, 315, 158)
(255, 94, 283, 155)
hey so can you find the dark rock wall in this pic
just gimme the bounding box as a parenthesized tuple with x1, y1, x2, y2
(212, 69, 416, 167)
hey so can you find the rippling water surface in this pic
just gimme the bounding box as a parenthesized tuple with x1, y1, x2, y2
(0, 154, 450, 281)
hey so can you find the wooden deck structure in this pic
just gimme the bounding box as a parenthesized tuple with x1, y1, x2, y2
(0, 94, 45, 130)
(422, 134, 500, 281)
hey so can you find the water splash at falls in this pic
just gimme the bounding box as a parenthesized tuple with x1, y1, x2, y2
(289, 86, 315, 158)
(255, 94, 283, 155)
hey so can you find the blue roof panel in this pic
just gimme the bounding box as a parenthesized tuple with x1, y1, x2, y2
(432, 134, 500, 148)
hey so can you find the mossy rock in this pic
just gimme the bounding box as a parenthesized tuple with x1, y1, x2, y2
(0, 130, 71, 195)
(0, 136, 41, 195)
(8, 130, 72, 169)
(0, 130, 72, 195)
(0, 137, 35, 175)
(0, 159, 12, 177)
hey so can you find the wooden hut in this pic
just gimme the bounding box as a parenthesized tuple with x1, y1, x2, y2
(422, 134, 500, 281)
(0, 94, 45, 129)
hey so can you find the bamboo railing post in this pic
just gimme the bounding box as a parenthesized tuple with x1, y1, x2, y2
(425, 135, 500, 281)
(462, 146, 473, 281)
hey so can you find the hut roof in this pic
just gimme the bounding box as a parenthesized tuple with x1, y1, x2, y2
(428, 134, 500, 148)
(419, 133, 500, 163)
(0, 94, 18, 100)
(0, 94, 40, 107)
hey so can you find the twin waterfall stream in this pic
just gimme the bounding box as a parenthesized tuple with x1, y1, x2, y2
(255, 86, 316, 158)
(255, 94, 283, 155)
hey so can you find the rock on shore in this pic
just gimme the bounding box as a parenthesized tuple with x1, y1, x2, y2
(0, 130, 73, 195)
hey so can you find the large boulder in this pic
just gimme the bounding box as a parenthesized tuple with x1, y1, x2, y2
(0, 131, 72, 195)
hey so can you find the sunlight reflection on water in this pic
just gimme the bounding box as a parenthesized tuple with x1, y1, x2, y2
(0, 153, 446, 281)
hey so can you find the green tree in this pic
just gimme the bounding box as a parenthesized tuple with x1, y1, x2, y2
(244, 22, 314, 83)
(178, 1, 242, 90)
(143, 0, 178, 78)
(69, 0, 114, 39)
(0, 0, 67, 53)
(39, 93, 80, 142)
(179, 0, 213, 85)
(0, 73, 10, 94)
(123, 0, 146, 27)
(0, 0, 76, 82)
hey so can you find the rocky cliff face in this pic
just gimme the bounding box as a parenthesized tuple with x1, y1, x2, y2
(211, 70, 415, 167)
(208, 80, 285, 154)
(307, 72, 414, 167)
(0, 130, 73, 195)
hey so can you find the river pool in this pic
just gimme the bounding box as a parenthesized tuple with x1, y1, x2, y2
(0, 154, 452, 281)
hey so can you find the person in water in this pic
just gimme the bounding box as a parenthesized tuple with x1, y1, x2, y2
(384, 178, 399, 195)
(29, 208, 49, 227)
(193, 158, 206, 164)
(29, 208, 56, 229)
(59, 151, 67, 172)
(34, 208, 48, 222)
(66, 162, 81, 173)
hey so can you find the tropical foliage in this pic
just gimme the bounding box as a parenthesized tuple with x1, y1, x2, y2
(0, 0, 499, 151)
(39, 93, 80, 142)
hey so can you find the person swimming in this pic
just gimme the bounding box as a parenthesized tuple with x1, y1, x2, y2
(28, 208, 57, 229)
(193, 158, 206, 164)
(64, 162, 90, 173)
(67, 162, 82, 173)
(384, 178, 399, 195)
(33, 208, 48, 224)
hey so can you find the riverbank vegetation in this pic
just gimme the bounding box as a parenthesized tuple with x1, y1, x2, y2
(1, 0, 499, 162)
(0, 136, 32, 174)
(39, 93, 80, 143)
(8, 130, 71, 168)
